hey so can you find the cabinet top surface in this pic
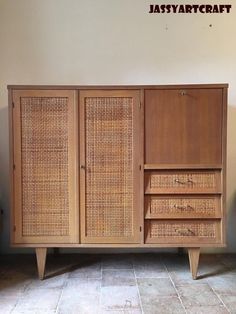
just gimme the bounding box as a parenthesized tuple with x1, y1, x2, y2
(7, 84, 228, 90)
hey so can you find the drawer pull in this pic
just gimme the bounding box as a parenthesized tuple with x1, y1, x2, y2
(187, 179, 194, 184)
(174, 179, 185, 184)
(173, 205, 194, 210)
(174, 179, 194, 185)
(175, 228, 195, 236)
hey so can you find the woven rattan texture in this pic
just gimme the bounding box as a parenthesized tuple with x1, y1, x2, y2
(21, 97, 69, 236)
(148, 197, 217, 216)
(85, 97, 133, 238)
(150, 172, 216, 190)
(149, 221, 217, 238)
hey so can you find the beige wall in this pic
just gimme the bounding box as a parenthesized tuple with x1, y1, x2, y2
(0, 0, 236, 253)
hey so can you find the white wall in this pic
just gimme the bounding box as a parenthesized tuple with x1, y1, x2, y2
(0, 0, 236, 253)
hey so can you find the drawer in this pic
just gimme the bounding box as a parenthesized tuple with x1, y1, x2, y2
(145, 196, 221, 219)
(145, 220, 221, 244)
(145, 170, 221, 194)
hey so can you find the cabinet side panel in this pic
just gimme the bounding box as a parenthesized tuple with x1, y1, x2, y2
(221, 87, 228, 245)
(8, 89, 15, 244)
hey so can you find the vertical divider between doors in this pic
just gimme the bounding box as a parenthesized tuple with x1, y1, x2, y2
(72, 90, 79, 243)
(131, 90, 143, 243)
(140, 89, 145, 244)
(79, 91, 86, 243)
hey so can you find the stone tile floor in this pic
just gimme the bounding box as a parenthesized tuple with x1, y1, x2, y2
(0, 253, 236, 314)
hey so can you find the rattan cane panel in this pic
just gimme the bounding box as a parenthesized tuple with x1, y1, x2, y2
(146, 196, 219, 217)
(85, 97, 134, 238)
(21, 97, 70, 237)
(146, 220, 220, 243)
(145, 171, 220, 193)
(151, 173, 216, 189)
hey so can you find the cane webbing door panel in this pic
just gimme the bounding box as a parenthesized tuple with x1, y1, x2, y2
(80, 90, 141, 243)
(12, 90, 78, 244)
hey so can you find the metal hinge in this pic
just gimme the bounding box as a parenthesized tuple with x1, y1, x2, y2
(140, 226, 142, 232)
(139, 165, 142, 170)
(12, 102, 15, 108)
(13, 225, 16, 232)
(139, 102, 142, 108)
(13, 164, 16, 170)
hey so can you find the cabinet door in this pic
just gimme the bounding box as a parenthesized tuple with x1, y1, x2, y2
(80, 90, 141, 243)
(12, 90, 78, 244)
(145, 89, 223, 165)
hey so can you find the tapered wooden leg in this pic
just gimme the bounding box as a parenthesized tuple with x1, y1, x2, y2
(36, 248, 47, 280)
(188, 247, 200, 280)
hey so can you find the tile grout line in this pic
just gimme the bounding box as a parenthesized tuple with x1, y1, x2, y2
(204, 255, 232, 313)
(101, 268, 134, 271)
(221, 256, 236, 313)
(133, 262, 145, 314)
(206, 278, 231, 313)
(101, 258, 143, 313)
(9, 277, 34, 314)
(9, 294, 23, 314)
(162, 259, 188, 314)
(98, 261, 102, 314)
(54, 275, 68, 314)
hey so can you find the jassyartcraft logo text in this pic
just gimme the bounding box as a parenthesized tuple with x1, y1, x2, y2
(149, 4, 232, 14)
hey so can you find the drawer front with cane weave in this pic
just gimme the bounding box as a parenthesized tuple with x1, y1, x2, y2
(145, 220, 221, 244)
(145, 196, 221, 219)
(145, 170, 221, 194)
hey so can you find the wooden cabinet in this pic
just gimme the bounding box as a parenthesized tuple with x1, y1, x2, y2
(8, 84, 227, 280)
